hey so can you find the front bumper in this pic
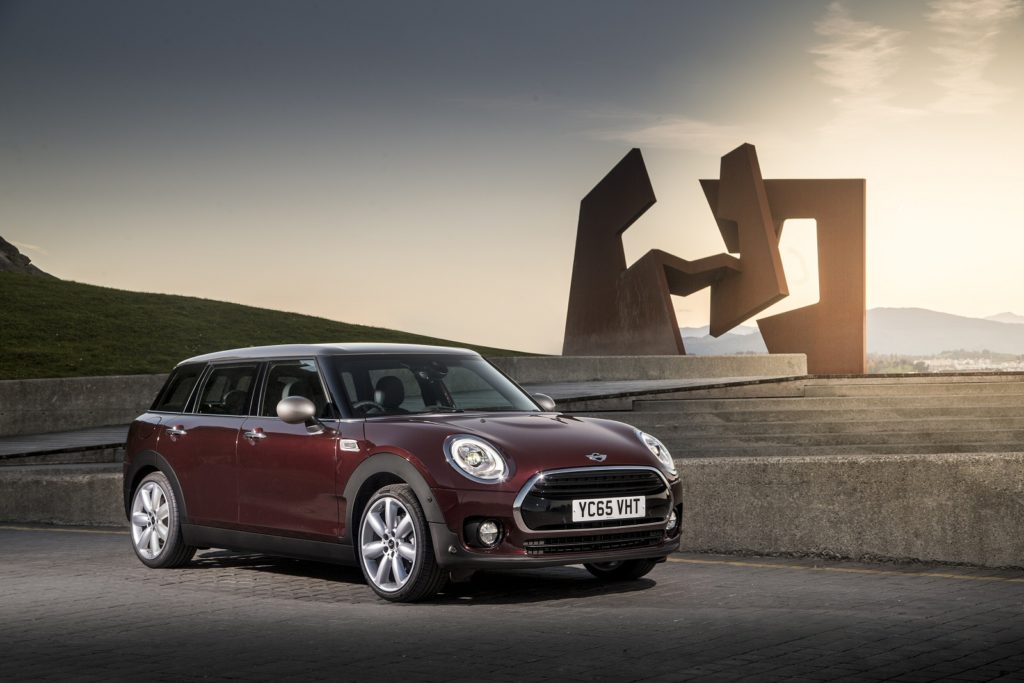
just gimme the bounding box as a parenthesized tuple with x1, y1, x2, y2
(429, 466, 684, 569)
(430, 522, 680, 569)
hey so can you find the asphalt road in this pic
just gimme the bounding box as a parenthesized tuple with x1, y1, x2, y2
(1, 526, 1023, 682)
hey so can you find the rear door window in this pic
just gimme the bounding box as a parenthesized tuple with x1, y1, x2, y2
(195, 364, 259, 416)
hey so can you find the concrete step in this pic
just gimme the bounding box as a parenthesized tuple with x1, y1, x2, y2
(649, 382, 807, 400)
(659, 428, 1024, 450)
(804, 382, 1024, 398)
(0, 463, 124, 526)
(581, 416, 1024, 436)
(633, 394, 1024, 412)
(629, 375, 1024, 402)
(668, 442, 1024, 458)
(804, 373, 1024, 385)
(586, 406, 1024, 424)
(0, 448, 124, 467)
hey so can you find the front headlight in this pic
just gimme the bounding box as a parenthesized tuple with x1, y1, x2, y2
(443, 435, 509, 483)
(636, 430, 676, 475)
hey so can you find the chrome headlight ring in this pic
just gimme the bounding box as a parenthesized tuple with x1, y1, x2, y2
(636, 429, 677, 475)
(443, 435, 509, 484)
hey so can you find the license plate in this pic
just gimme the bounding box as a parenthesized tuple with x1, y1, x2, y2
(571, 496, 646, 522)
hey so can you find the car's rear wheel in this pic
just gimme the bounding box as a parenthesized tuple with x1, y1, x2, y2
(583, 558, 659, 581)
(129, 471, 195, 568)
(358, 484, 446, 602)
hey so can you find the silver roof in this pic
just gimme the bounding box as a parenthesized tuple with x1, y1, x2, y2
(178, 342, 479, 366)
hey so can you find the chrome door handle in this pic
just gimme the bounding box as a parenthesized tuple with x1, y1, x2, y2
(166, 427, 188, 436)
(243, 430, 267, 440)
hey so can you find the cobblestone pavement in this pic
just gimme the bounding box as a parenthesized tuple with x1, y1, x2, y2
(2, 526, 1023, 682)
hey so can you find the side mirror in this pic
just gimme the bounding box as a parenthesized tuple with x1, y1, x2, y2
(532, 393, 557, 412)
(277, 396, 322, 433)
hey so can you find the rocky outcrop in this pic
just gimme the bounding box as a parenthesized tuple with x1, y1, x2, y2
(0, 237, 54, 278)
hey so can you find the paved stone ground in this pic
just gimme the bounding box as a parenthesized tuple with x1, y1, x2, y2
(1, 527, 1023, 682)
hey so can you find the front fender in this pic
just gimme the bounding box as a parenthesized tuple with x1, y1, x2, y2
(340, 452, 447, 543)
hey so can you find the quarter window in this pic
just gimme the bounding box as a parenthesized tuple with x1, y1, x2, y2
(151, 364, 204, 413)
(195, 364, 258, 416)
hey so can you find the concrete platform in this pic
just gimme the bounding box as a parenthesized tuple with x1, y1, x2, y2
(5, 371, 1024, 568)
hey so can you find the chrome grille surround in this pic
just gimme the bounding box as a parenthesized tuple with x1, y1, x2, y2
(512, 466, 672, 536)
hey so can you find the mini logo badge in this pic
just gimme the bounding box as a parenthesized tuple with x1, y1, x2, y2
(585, 453, 608, 462)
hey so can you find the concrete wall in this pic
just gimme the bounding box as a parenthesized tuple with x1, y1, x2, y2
(4, 451, 1023, 567)
(679, 452, 1024, 567)
(0, 374, 167, 436)
(490, 354, 806, 385)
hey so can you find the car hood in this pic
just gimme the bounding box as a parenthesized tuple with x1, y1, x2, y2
(363, 412, 669, 484)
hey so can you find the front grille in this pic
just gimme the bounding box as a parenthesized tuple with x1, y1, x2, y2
(530, 470, 666, 499)
(522, 530, 664, 556)
(517, 467, 671, 531)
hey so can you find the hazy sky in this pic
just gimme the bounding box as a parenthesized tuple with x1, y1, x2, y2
(2, 0, 1023, 353)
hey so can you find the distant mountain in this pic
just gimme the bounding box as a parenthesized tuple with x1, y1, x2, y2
(0, 236, 54, 278)
(680, 324, 760, 337)
(868, 308, 1024, 355)
(680, 328, 768, 355)
(985, 312, 1024, 325)
(681, 307, 1024, 356)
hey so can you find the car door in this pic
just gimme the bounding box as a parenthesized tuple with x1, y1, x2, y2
(237, 358, 351, 540)
(159, 362, 259, 527)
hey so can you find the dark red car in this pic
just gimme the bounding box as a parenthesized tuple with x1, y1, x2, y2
(124, 343, 683, 601)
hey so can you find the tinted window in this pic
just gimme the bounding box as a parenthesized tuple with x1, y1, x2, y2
(445, 366, 515, 409)
(195, 364, 258, 416)
(324, 355, 537, 416)
(367, 367, 427, 413)
(260, 359, 335, 419)
(151, 364, 204, 413)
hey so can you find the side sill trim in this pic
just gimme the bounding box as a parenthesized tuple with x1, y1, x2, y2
(182, 524, 356, 566)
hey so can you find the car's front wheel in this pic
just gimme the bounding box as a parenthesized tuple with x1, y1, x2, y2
(129, 471, 195, 568)
(584, 558, 659, 581)
(358, 484, 447, 602)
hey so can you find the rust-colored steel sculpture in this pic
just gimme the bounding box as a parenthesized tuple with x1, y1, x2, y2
(562, 143, 866, 374)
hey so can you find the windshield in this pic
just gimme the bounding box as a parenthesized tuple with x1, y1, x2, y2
(322, 354, 538, 417)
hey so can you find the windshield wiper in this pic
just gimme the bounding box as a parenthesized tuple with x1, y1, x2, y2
(423, 406, 464, 413)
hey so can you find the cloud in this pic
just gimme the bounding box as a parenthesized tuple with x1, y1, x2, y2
(927, 0, 1023, 113)
(810, 2, 917, 129)
(588, 115, 742, 156)
(11, 241, 48, 255)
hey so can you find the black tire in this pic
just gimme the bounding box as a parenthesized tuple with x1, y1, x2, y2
(357, 484, 447, 602)
(129, 471, 195, 569)
(584, 558, 659, 581)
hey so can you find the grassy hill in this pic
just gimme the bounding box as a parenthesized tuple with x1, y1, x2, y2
(0, 273, 530, 380)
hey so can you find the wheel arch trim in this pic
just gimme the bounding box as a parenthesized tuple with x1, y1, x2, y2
(341, 452, 446, 543)
(123, 450, 188, 521)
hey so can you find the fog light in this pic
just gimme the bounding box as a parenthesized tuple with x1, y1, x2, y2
(666, 509, 679, 533)
(478, 520, 501, 547)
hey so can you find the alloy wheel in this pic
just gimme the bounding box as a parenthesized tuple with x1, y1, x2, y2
(360, 496, 417, 592)
(131, 481, 170, 559)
